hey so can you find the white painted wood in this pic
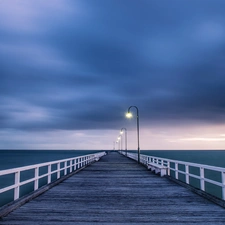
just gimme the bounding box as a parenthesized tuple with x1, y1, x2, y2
(0, 152, 106, 207)
(175, 163, 178, 179)
(222, 172, 225, 200)
(34, 167, 39, 191)
(185, 164, 189, 184)
(47, 165, 51, 184)
(200, 167, 205, 191)
(57, 163, 60, 179)
(14, 172, 20, 200)
(120, 150, 225, 201)
(147, 162, 167, 177)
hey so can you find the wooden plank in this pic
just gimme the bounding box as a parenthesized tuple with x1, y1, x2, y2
(1, 152, 225, 224)
(0, 166, 87, 218)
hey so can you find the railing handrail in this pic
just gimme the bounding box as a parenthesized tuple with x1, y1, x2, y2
(119, 151, 225, 200)
(0, 151, 106, 206)
(121, 151, 225, 172)
(0, 152, 104, 176)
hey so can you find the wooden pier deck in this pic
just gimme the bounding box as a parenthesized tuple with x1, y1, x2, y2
(1, 152, 225, 224)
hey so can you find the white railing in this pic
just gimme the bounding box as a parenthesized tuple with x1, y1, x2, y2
(0, 152, 106, 204)
(120, 151, 225, 200)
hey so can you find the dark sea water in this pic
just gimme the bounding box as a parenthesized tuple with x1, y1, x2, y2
(0, 150, 103, 170)
(0, 149, 225, 207)
(1, 149, 225, 170)
(140, 150, 225, 168)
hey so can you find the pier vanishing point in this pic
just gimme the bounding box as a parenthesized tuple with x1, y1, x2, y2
(1, 151, 225, 224)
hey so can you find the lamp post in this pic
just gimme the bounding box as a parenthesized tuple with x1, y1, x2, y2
(116, 141, 119, 150)
(117, 136, 121, 151)
(120, 128, 127, 156)
(126, 106, 140, 163)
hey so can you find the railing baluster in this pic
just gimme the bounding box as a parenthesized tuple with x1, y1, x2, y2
(78, 158, 81, 169)
(34, 167, 39, 190)
(64, 161, 67, 175)
(70, 160, 72, 173)
(185, 165, 189, 184)
(167, 161, 170, 176)
(57, 163, 60, 179)
(14, 171, 20, 200)
(222, 171, 225, 200)
(48, 165, 51, 184)
(200, 167, 205, 191)
(175, 163, 178, 179)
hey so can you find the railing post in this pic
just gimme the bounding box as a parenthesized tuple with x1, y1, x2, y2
(167, 161, 170, 176)
(34, 167, 39, 190)
(14, 171, 20, 200)
(57, 163, 60, 179)
(64, 161, 67, 175)
(175, 163, 178, 179)
(78, 158, 80, 169)
(70, 160, 72, 173)
(48, 165, 51, 184)
(185, 165, 189, 184)
(222, 172, 225, 200)
(200, 167, 205, 191)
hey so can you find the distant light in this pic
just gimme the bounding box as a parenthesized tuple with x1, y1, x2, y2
(126, 112, 133, 118)
(120, 131, 123, 134)
(118, 136, 121, 140)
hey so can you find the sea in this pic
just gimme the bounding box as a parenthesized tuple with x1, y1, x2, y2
(0, 149, 225, 207)
(0, 150, 103, 171)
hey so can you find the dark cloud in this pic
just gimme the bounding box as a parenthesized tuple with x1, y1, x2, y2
(1, 0, 225, 137)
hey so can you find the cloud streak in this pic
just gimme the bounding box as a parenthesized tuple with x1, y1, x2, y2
(1, 0, 225, 149)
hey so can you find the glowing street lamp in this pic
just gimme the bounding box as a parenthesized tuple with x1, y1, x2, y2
(126, 106, 140, 163)
(117, 136, 121, 150)
(126, 112, 132, 118)
(120, 128, 127, 156)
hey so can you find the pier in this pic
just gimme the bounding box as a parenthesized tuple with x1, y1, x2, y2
(1, 152, 225, 224)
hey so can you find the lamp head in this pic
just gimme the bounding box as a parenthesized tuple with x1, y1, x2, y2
(126, 112, 133, 118)
(120, 131, 123, 134)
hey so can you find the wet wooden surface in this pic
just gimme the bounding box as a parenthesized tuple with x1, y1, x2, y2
(1, 152, 225, 224)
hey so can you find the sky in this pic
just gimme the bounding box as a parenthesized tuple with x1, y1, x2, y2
(1, 0, 225, 150)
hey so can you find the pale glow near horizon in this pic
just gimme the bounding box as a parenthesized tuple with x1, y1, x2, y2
(1, 123, 225, 150)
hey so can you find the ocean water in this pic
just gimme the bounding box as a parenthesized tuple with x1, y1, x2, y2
(0, 149, 225, 207)
(1, 149, 225, 170)
(140, 150, 225, 167)
(0, 150, 103, 170)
